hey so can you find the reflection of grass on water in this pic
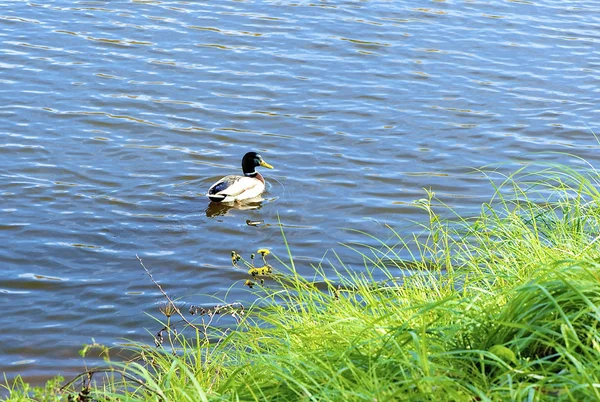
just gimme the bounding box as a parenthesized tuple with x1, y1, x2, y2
(5, 162, 600, 401)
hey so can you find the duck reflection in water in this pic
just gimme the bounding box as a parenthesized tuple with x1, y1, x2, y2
(205, 198, 264, 218)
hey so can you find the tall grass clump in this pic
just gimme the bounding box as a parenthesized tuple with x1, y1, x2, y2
(5, 163, 600, 401)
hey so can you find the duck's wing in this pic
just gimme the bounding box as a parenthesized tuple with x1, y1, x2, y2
(208, 175, 259, 201)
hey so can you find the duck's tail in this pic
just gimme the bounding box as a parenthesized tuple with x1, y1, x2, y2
(208, 194, 226, 203)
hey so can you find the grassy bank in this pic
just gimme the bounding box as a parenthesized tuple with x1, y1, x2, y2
(5, 163, 600, 401)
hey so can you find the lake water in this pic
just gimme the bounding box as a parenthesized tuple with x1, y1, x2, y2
(1, 0, 599, 386)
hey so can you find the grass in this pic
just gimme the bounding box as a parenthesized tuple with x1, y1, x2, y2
(4, 162, 600, 401)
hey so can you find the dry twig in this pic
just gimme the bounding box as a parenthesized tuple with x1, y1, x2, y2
(136, 254, 201, 332)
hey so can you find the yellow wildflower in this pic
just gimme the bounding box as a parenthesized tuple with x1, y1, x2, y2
(248, 265, 273, 277)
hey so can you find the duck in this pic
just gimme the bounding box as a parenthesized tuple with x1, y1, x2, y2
(207, 152, 274, 203)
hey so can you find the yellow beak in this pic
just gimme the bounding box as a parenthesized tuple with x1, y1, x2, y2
(259, 159, 274, 169)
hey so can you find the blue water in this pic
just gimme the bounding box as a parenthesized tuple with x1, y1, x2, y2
(1, 0, 599, 385)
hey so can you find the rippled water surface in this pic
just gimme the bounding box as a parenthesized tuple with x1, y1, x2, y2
(1, 0, 599, 384)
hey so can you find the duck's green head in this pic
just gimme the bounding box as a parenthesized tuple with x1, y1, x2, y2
(242, 152, 273, 175)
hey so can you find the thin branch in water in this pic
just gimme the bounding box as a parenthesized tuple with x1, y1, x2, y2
(136, 254, 201, 332)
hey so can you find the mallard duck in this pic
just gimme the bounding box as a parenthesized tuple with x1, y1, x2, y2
(207, 152, 274, 203)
